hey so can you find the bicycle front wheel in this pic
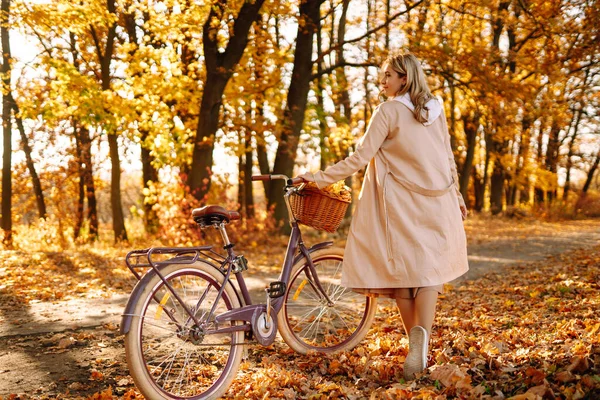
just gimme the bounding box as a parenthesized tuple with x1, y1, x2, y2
(278, 247, 377, 354)
(124, 262, 244, 400)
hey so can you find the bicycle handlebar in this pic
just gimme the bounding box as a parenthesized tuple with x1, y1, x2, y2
(252, 174, 306, 223)
(251, 175, 270, 182)
(251, 174, 305, 185)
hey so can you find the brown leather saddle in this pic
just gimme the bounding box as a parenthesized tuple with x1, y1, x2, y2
(192, 205, 241, 227)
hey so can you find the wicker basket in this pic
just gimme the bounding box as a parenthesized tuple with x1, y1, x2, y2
(290, 184, 351, 233)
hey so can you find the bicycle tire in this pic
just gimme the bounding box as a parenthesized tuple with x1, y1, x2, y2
(124, 262, 244, 400)
(277, 247, 377, 354)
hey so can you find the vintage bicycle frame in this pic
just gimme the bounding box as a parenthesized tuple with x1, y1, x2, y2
(120, 175, 335, 344)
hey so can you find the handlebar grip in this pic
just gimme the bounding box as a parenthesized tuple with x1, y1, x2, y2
(251, 175, 271, 181)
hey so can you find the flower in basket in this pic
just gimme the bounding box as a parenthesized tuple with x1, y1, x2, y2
(304, 181, 352, 202)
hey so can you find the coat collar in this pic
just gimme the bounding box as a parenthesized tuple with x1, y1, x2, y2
(392, 93, 443, 126)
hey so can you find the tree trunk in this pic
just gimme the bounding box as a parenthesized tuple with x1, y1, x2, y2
(333, 0, 353, 218)
(244, 132, 254, 218)
(475, 131, 492, 212)
(1, 0, 13, 246)
(268, 0, 322, 227)
(140, 129, 159, 234)
(448, 83, 457, 152)
(487, 0, 511, 215)
(510, 115, 533, 206)
(96, 0, 127, 242)
(79, 125, 98, 239)
(336, 0, 351, 124)
(188, 0, 266, 202)
(563, 108, 583, 201)
(74, 128, 85, 240)
(238, 149, 244, 214)
(492, 1, 510, 51)
(489, 157, 505, 215)
(123, 12, 160, 234)
(459, 111, 479, 201)
(69, 34, 87, 240)
(385, 0, 391, 49)
(188, 75, 226, 202)
(488, 129, 506, 215)
(108, 134, 127, 241)
(255, 122, 271, 197)
(564, 136, 575, 201)
(534, 120, 546, 204)
(581, 149, 600, 195)
(75, 174, 85, 238)
(412, 0, 429, 48)
(252, 52, 271, 197)
(363, 0, 373, 136)
(13, 99, 46, 219)
(316, 17, 329, 171)
(473, 170, 485, 212)
(545, 121, 560, 202)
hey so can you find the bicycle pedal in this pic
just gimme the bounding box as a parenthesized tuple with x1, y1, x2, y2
(266, 281, 286, 298)
(232, 255, 248, 273)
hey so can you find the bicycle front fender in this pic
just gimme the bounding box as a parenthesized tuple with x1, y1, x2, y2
(120, 257, 232, 334)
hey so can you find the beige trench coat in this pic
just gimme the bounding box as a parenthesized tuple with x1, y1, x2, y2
(300, 98, 469, 288)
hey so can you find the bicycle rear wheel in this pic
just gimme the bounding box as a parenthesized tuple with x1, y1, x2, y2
(278, 247, 377, 354)
(124, 262, 244, 400)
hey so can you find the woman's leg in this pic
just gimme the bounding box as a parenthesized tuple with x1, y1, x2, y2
(401, 290, 438, 380)
(396, 289, 439, 335)
(395, 298, 416, 335)
(398, 288, 440, 379)
(414, 289, 438, 336)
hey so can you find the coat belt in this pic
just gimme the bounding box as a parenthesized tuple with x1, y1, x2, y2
(390, 174, 454, 197)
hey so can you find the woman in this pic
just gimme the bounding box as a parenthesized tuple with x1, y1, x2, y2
(296, 53, 469, 380)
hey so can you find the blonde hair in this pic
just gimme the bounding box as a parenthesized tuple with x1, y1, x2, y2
(381, 53, 434, 124)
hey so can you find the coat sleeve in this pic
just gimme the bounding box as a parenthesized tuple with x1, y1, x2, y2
(441, 111, 466, 208)
(300, 104, 390, 189)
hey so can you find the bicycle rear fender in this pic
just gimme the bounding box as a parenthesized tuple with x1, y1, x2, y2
(120, 257, 240, 334)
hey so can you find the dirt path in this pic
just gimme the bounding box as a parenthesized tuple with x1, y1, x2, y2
(1, 219, 599, 397)
(460, 219, 600, 281)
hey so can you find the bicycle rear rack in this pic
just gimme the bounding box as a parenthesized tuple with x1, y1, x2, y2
(125, 246, 227, 281)
(123, 245, 232, 333)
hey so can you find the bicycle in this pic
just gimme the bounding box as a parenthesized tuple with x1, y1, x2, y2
(120, 174, 378, 399)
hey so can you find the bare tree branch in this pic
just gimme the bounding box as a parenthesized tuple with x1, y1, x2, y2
(315, 0, 425, 64)
(89, 26, 104, 63)
(311, 61, 378, 80)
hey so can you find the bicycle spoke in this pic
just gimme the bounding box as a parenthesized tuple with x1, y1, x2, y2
(288, 303, 323, 329)
(126, 264, 243, 398)
(328, 306, 354, 332)
(133, 317, 181, 334)
(175, 347, 192, 394)
(280, 252, 375, 353)
(299, 306, 328, 340)
(154, 342, 183, 386)
(324, 261, 342, 298)
(328, 283, 346, 302)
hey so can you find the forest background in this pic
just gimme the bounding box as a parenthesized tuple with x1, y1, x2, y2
(0, 0, 600, 398)
(0, 0, 599, 247)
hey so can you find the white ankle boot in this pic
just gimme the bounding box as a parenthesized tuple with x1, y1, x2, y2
(404, 326, 428, 380)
